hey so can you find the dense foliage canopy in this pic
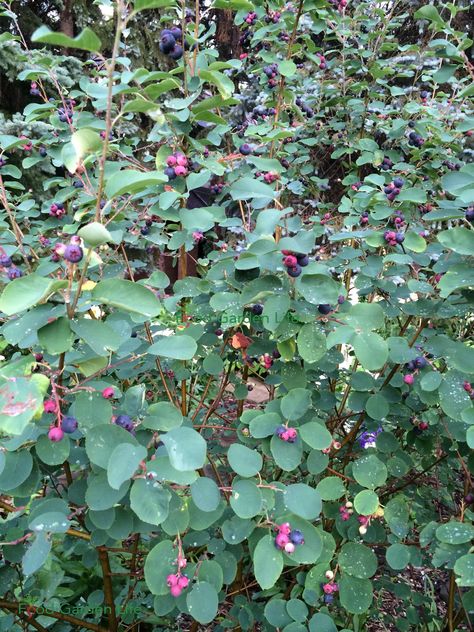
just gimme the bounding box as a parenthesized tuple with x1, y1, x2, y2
(0, 0, 473, 630)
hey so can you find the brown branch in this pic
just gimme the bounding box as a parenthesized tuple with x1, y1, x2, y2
(0, 599, 107, 632)
(97, 547, 118, 632)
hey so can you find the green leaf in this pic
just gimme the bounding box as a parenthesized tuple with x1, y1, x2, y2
(283, 483, 322, 520)
(130, 478, 171, 525)
(342, 303, 385, 330)
(161, 427, 207, 471)
(105, 169, 166, 198)
(354, 490, 379, 516)
(296, 274, 340, 306)
(85, 471, 129, 510)
(38, 317, 73, 355)
(386, 543, 410, 570)
(191, 477, 221, 512)
(253, 534, 284, 589)
(230, 177, 275, 201)
(78, 222, 112, 247)
(228, 444, 263, 477)
(200, 70, 234, 99)
(22, 533, 52, 576)
(339, 543, 377, 579)
(144, 540, 177, 594)
(454, 554, 474, 587)
(31, 25, 102, 51)
(436, 522, 474, 545)
(0, 274, 66, 315)
(438, 227, 474, 256)
(134, 0, 176, 10)
(299, 421, 332, 450)
(71, 318, 121, 356)
(149, 334, 197, 360)
(414, 5, 445, 29)
(0, 451, 33, 491)
(0, 377, 42, 436)
(352, 454, 388, 489)
(297, 324, 327, 363)
(281, 388, 311, 420)
(316, 476, 346, 501)
(353, 332, 388, 370)
(270, 434, 303, 471)
(249, 412, 282, 438)
(107, 443, 147, 489)
(186, 582, 219, 624)
(143, 401, 183, 431)
(85, 424, 138, 468)
(92, 279, 161, 318)
(404, 232, 427, 253)
(36, 434, 70, 465)
(339, 576, 373, 614)
(230, 479, 263, 518)
(279, 60, 297, 77)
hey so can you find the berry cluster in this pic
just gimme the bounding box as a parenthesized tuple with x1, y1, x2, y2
(412, 417, 429, 433)
(244, 11, 257, 24)
(50, 201, 66, 218)
(296, 97, 314, 118)
(58, 99, 75, 123)
(443, 159, 461, 171)
(322, 570, 339, 603)
(166, 573, 189, 598)
(159, 26, 185, 61)
(316, 53, 328, 70)
(265, 10, 281, 23)
(253, 104, 277, 118)
(360, 211, 369, 226)
(53, 238, 84, 264)
(383, 230, 404, 246)
(262, 171, 279, 184)
(263, 63, 279, 88)
(384, 176, 404, 201)
(1, 253, 23, 280)
(281, 250, 309, 278)
(210, 180, 224, 194)
(274, 522, 304, 554)
(259, 353, 273, 370)
(164, 152, 189, 179)
(339, 500, 354, 521)
(30, 81, 40, 96)
(389, 209, 405, 228)
(408, 130, 424, 148)
(275, 425, 298, 442)
(380, 156, 394, 171)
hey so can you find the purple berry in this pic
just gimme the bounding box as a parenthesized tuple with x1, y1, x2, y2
(160, 32, 176, 54)
(169, 45, 183, 60)
(0, 254, 12, 267)
(393, 177, 404, 188)
(287, 264, 302, 278)
(115, 415, 134, 432)
(318, 304, 332, 315)
(64, 244, 83, 263)
(252, 304, 263, 315)
(415, 356, 427, 369)
(289, 529, 305, 545)
(7, 267, 23, 280)
(337, 295, 345, 304)
(239, 143, 253, 155)
(164, 167, 177, 180)
(61, 416, 78, 433)
(296, 254, 309, 266)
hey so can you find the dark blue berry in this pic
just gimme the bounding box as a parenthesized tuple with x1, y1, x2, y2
(61, 416, 78, 433)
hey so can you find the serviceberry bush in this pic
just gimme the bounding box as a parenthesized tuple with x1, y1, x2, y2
(0, 0, 473, 630)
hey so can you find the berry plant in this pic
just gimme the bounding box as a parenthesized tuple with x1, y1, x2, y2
(0, 0, 473, 630)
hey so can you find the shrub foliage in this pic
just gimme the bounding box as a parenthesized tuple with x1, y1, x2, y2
(0, 0, 473, 630)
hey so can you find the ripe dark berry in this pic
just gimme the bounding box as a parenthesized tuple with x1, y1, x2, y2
(73, 180, 84, 189)
(141, 227, 150, 236)
(169, 45, 183, 60)
(115, 415, 134, 432)
(415, 356, 427, 369)
(465, 208, 474, 222)
(395, 232, 405, 244)
(393, 177, 404, 188)
(239, 143, 252, 155)
(296, 254, 309, 266)
(0, 254, 12, 267)
(61, 416, 78, 434)
(290, 529, 305, 545)
(215, 328, 223, 336)
(287, 265, 302, 278)
(164, 167, 177, 180)
(64, 244, 83, 263)
(318, 304, 332, 315)
(272, 349, 281, 359)
(160, 32, 176, 54)
(170, 26, 182, 39)
(465, 493, 474, 505)
(131, 331, 138, 338)
(252, 304, 263, 315)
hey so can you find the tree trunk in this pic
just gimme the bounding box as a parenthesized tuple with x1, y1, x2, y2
(60, 0, 74, 37)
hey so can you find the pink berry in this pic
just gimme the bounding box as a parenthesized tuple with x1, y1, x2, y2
(275, 533, 290, 549)
(283, 255, 298, 267)
(174, 165, 188, 177)
(166, 155, 177, 167)
(277, 522, 291, 535)
(43, 399, 57, 413)
(419, 421, 428, 430)
(102, 387, 115, 399)
(176, 154, 188, 167)
(170, 585, 182, 597)
(177, 575, 189, 589)
(167, 574, 178, 586)
(323, 583, 334, 594)
(404, 374, 414, 385)
(48, 426, 64, 442)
